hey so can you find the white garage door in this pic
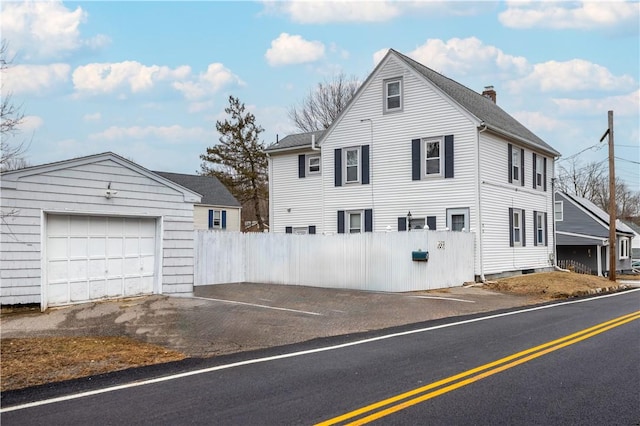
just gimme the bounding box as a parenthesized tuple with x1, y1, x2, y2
(46, 215, 157, 306)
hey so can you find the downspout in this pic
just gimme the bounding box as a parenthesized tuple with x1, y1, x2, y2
(310, 134, 324, 233)
(476, 123, 488, 282)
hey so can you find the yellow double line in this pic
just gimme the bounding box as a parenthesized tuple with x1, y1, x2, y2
(316, 310, 640, 426)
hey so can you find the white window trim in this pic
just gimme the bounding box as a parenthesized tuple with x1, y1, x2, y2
(209, 209, 222, 229)
(344, 146, 360, 184)
(347, 210, 363, 234)
(535, 156, 544, 189)
(512, 208, 523, 246)
(620, 238, 630, 259)
(308, 154, 321, 175)
(423, 137, 443, 178)
(512, 149, 521, 183)
(447, 208, 470, 232)
(383, 77, 403, 113)
(554, 201, 563, 222)
(536, 211, 545, 245)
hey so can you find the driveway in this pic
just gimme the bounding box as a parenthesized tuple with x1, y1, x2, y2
(0, 283, 537, 358)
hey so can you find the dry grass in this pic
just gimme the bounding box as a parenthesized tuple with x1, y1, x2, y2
(1, 336, 185, 391)
(484, 271, 626, 301)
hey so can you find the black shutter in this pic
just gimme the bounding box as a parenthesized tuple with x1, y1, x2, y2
(533, 211, 538, 246)
(444, 135, 454, 178)
(285, 226, 293, 234)
(364, 209, 373, 232)
(337, 210, 345, 234)
(427, 216, 436, 230)
(411, 139, 421, 181)
(298, 154, 306, 178)
(543, 158, 547, 191)
(361, 144, 370, 185)
(334, 149, 342, 187)
(522, 209, 526, 246)
(520, 149, 525, 186)
(532, 153, 537, 189)
(544, 212, 548, 246)
(308, 225, 316, 235)
(509, 208, 514, 247)
(397, 217, 406, 231)
(508, 144, 513, 183)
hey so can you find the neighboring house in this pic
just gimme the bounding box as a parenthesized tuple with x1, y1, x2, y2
(0, 152, 202, 309)
(154, 171, 241, 231)
(622, 220, 640, 262)
(266, 49, 561, 280)
(555, 192, 635, 275)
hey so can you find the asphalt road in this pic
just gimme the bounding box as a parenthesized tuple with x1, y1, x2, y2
(2, 290, 639, 425)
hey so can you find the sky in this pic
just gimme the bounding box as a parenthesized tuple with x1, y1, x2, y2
(2, 0, 639, 191)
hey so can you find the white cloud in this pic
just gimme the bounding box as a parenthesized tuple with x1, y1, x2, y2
(3, 63, 71, 94)
(507, 59, 636, 93)
(262, 1, 482, 24)
(172, 63, 244, 100)
(407, 37, 530, 77)
(89, 125, 212, 142)
(83, 112, 101, 122)
(265, 33, 325, 66)
(552, 90, 640, 117)
(512, 110, 567, 133)
(72, 61, 191, 95)
(16, 115, 44, 132)
(499, 1, 640, 31)
(1, 1, 109, 61)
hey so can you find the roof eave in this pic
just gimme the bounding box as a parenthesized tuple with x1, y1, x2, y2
(483, 124, 561, 157)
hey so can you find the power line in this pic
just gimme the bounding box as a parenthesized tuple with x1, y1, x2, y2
(557, 142, 604, 162)
(615, 156, 640, 165)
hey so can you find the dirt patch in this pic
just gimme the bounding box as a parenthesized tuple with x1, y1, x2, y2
(483, 271, 625, 301)
(1, 336, 185, 391)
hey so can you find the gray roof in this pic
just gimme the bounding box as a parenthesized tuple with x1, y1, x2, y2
(265, 130, 326, 152)
(153, 171, 240, 207)
(622, 220, 640, 236)
(561, 192, 635, 235)
(266, 49, 560, 157)
(392, 49, 560, 156)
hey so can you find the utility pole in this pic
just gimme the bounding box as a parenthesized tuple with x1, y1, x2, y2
(599, 110, 616, 282)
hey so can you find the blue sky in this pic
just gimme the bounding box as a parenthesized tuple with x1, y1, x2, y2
(3, 0, 639, 190)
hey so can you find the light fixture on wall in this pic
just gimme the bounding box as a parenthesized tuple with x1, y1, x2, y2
(407, 211, 412, 231)
(105, 182, 118, 199)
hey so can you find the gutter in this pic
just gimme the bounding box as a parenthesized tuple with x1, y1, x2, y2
(484, 124, 561, 158)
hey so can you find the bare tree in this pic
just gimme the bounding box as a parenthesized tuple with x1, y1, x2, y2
(288, 73, 360, 132)
(557, 159, 640, 220)
(1, 39, 28, 172)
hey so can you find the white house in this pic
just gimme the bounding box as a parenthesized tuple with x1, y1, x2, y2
(266, 49, 561, 280)
(154, 171, 242, 231)
(0, 152, 201, 309)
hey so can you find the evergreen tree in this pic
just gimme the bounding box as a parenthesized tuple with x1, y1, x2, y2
(200, 96, 268, 231)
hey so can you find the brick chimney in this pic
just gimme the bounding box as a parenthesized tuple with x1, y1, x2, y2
(482, 85, 496, 103)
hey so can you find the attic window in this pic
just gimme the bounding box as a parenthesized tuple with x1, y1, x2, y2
(384, 77, 403, 113)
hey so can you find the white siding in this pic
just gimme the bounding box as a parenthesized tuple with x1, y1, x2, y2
(269, 150, 323, 233)
(0, 157, 197, 305)
(478, 132, 555, 275)
(320, 56, 479, 234)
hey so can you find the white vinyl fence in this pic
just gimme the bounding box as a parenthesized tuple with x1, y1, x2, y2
(195, 231, 475, 292)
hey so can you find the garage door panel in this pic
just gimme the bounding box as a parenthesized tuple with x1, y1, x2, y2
(125, 238, 139, 256)
(89, 280, 107, 299)
(88, 258, 106, 278)
(69, 237, 88, 257)
(48, 238, 68, 258)
(89, 217, 107, 235)
(46, 215, 157, 306)
(69, 280, 89, 302)
(106, 278, 123, 297)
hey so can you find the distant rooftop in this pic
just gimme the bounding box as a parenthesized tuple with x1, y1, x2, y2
(153, 171, 240, 207)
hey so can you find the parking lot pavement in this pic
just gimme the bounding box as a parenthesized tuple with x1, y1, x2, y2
(0, 283, 537, 358)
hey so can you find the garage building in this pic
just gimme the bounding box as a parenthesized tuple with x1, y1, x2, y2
(0, 152, 201, 309)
